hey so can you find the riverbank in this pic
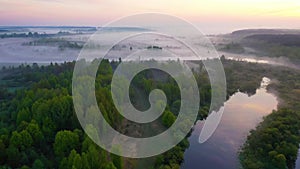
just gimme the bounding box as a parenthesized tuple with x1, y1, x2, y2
(182, 77, 278, 169)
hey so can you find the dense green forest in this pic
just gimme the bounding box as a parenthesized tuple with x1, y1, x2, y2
(240, 108, 300, 169)
(0, 59, 299, 169)
(0, 60, 214, 169)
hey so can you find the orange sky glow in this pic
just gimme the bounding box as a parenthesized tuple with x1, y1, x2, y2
(0, 0, 300, 34)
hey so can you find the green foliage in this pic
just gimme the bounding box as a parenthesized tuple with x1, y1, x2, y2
(1, 59, 299, 169)
(162, 110, 176, 128)
(103, 162, 117, 169)
(16, 108, 31, 126)
(240, 109, 300, 169)
(32, 159, 45, 169)
(54, 130, 80, 158)
(20, 166, 30, 169)
(154, 140, 188, 169)
(10, 130, 33, 151)
(0, 59, 229, 168)
(26, 120, 44, 145)
(59, 138, 109, 169)
(6, 145, 20, 167)
(170, 100, 181, 115)
(111, 145, 123, 169)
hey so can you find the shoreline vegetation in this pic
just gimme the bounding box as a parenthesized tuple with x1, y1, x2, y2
(235, 70, 300, 168)
(0, 57, 299, 169)
(220, 59, 300, 169)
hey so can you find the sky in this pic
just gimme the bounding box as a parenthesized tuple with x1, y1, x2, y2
(0, 0, 300, 34)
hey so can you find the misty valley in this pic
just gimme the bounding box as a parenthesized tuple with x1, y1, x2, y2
(0, 26, 300, 169)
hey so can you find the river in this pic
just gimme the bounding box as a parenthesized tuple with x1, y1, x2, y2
(181, 77, 278, 169)
(295, 149, 300, 168)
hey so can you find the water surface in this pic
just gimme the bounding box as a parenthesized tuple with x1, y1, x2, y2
(181, 77, 278, 169)
(295, 148, 300, 169)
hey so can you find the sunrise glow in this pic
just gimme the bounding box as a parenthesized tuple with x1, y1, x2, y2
(1, 0, 300, 33)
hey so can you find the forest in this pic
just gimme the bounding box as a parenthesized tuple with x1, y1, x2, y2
(0, 58, 299, 169)
(0, 60, 213, 169)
